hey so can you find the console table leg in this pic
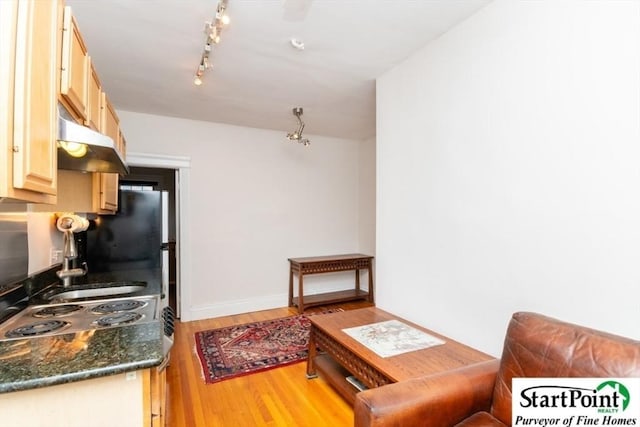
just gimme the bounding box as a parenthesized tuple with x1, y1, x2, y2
(288, 267, 294, 307)
(298, 271, 304, 314)
(355, 269, 361, 293)
(368, 263, 374, 303)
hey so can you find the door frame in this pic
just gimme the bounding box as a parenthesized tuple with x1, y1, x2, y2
(126, 152, 191, 319)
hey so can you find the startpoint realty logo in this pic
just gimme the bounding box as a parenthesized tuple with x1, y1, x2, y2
(512, 378, 640, 426)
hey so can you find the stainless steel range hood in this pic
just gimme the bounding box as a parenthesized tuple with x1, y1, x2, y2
(57, 110, 129, 176)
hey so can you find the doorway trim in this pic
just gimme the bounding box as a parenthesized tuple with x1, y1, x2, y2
(126, 152, 191, 320)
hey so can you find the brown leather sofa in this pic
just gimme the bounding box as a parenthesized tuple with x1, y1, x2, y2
(354, 312, 640, 427)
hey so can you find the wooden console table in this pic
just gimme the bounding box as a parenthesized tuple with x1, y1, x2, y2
(288, 253, 374, 313)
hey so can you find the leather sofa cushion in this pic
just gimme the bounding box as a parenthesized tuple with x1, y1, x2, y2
(490, 312, 640, 425)
(455, 411, 507, 426)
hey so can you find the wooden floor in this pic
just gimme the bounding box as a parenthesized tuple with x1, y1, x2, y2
(166, 301, 373, 427)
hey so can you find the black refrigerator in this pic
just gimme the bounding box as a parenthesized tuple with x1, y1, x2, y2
(84, 189, 169, 297)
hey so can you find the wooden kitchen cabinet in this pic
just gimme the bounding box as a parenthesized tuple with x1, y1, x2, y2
(101, 92, 120, 145)
(32, 169, 118, 215)
(144, 364, 168, 427)
(0, 0, 62, 204)
(119, 130, 128, 159)
(94, 92, 122, 214)
(0, 368, 167, 427)
(93, 172, 119, 213)
(85, 58, 102, 131)
(59, 5, 89, 121)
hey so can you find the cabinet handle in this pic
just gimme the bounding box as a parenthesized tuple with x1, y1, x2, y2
(12, 146, 19, 153)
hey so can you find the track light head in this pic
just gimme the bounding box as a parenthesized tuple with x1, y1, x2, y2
(286, 107, 310, 146)
(193, 0, 229, 86)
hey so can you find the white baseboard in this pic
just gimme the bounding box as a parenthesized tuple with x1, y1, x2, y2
(182, 284, 356, 321)
(184, 294, 286, 321)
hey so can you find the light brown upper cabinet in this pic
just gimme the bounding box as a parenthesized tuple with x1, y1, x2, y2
(0, 0, 62, 203)
(93, 172, 119, 213)
(85, 59, 102, 131)
(118, 130, 127, 159)
(60, 6, 88, 121)
(101, 92, 120, 148)
(95, 92, 121, 213)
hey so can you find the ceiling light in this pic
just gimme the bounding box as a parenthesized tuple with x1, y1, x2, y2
(193, 0, 229, 86)
(217, 2, 230, 25)
(286, 107, 311, 147)
(290, 38, 305, 50)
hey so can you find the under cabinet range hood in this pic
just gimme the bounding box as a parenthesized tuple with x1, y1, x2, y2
(57, 112, 129, 176)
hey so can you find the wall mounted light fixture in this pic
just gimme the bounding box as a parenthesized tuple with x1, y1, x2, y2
(286, 107, 311, 147)
(194, 0, 230, 86)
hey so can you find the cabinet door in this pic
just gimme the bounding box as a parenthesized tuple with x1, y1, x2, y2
(0, 0, 19, 199)
(97, 172, 118, 212)
(10, 0, 61, 198)
(101, 92, 119, 143)
(85, 58, 102, 131)
(118, 130, 127, 159)
(60, 6, 88, 119)
(144, 366, 167, 427)
(97, 92, 120, 213)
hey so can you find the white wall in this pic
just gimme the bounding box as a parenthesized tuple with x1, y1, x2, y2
(118, 111, 374, 320)
(358, 136, 376, 256)
(26, 212, 60, 274)
(377, 0, 640, 356)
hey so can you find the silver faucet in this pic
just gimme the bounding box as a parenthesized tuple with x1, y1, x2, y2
(56, 221, 88, 287)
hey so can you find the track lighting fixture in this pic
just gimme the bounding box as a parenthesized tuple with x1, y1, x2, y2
(286, 107, 311, 147)
(193, 0, 230, 86)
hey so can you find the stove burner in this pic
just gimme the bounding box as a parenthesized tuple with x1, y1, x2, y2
(32, 304, 83, 318)
(90, 300, 147, 315)
(94, 312, 143, 328)
(5, 320, 71, 338)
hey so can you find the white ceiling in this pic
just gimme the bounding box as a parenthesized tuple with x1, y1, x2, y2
(66, 0, 490, 140)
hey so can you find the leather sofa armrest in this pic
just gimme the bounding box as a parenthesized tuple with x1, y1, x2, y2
(354, 359, 500, 427)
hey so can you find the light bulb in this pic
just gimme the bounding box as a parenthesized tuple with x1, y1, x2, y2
(209, 26, 217, 39)
(221, 14, 230, 25)
(194, 75, 203, 86)
(59, 141, 88, 158)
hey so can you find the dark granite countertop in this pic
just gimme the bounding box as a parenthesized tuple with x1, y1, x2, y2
(0, 322, 164, 393)
(0, 267, 168, 394)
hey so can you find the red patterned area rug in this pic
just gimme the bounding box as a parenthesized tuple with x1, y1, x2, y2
(194, 309, 342, 384)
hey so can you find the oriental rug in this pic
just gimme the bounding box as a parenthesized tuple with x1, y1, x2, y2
(194, 309, 342, 384)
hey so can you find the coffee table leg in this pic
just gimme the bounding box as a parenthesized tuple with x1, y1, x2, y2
(306, 324, 318, 379)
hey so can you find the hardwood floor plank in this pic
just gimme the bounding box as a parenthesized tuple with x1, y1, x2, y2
(167, 302, 372, 426)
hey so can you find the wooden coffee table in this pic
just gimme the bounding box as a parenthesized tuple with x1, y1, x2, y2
(306, 307, 494, 405)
